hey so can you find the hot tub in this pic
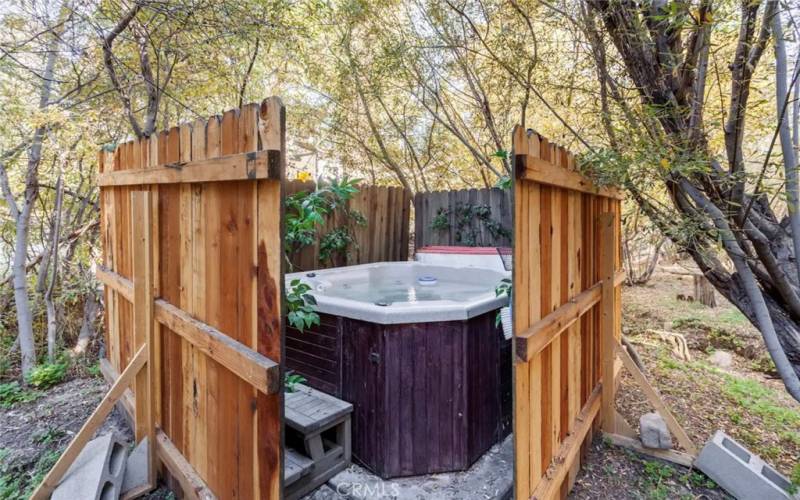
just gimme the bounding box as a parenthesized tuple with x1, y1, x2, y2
(285, 262, 512, 478)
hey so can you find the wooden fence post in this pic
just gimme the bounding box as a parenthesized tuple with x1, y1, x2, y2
(599, 212, 616, 432)
(131, 190, 157, 488)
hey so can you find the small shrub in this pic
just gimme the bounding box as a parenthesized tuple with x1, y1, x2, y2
(26, 362, 68, 389)
(749, 355, 776, 375)
(23, 450, 60, 497)
(686, 471, 716, 489)
(0, 382, 36, 408)
(643, 461, 674, 481)
(707, 328, 744, 352)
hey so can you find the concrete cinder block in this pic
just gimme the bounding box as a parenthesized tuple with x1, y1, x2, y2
(121, 437, 150, 497)
(695, 430, 798, 500)
(639, 412, 672, 449)
(52, 433, 128, 500)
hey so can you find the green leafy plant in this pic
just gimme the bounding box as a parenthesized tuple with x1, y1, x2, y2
(285, 371, 307, 393)
(33, 428, 65, 446)
(285, 177, 365, 269)
(430, 202, 511, 247)
(23, 450, 60, 498)
(286, 279, 319, 332)
(86, 362, 102, 378)
(495, 278, 512, 327)
(319, 227, 356, 264)
(642, 460, 674, 498)
(0, 382, 37, 408)
(789, 463, 800, 494)
(26, 361, 68, 389)
(495, 175, 512, 190)
(0, 473, 22, 500)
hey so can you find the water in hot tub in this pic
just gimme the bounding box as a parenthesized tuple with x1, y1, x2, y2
(327, 277, 495, 304)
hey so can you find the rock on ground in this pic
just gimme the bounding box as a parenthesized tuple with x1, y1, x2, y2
(639, 412, 673, 449)
(708, 350, 733, 369)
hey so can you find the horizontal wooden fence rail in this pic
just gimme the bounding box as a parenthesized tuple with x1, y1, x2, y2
(154, 300, 280, 394)
(98, 150, 280, 186)
(515, 153, 624, 200)
(516, 270, 625, 362)
(97, 267, 280, 395)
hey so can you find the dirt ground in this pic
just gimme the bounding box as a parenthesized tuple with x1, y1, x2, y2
(0, 374, 131, 498)
(1, 267, 798, 499)
(571, 268, 800, 498)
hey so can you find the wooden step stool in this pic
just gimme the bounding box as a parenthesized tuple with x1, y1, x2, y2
(284, 384, 352, 500)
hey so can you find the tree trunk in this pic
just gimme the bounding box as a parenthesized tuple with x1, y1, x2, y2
(73, 291, 100, 356)
(44, 176, 64, 362)
(693, 275, 716, 307)
(13, 209, 36, 376)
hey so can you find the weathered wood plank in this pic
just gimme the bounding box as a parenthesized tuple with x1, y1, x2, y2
(131, 190, 157, 490)
(256, 96, 284, 500)
(155, 298, 280, 396)
(516, 284, 602, 361)
(599, 213, 617, 434)
(519, 155, 623, 200)
(602, 432, 696, 468)
(156, 430, 217, 500)
(97, 150, 277, 186)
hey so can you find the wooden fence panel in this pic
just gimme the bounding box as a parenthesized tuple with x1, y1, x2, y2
(99, 98, 285, 499)
(285, 180, 411, 271)
(414, 187, 512, 249)
(512, 127, 622, 499)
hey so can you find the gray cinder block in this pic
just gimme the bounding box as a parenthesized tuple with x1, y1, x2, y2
(121, 437, 150, 496)
(639, 412, 672, 449)
(52, 433, 128, 500)
(695, 430, 798, 500)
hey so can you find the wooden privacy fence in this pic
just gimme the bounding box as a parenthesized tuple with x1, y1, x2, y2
(285, 181, 411, 271)
(93, 98, 286, 499)
(414, 187, 512, 249)
(512, 127, 624, 499)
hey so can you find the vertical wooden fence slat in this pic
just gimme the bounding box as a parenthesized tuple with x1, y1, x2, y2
(131, 190, 157, 486)
(256, 96, 285, 499)
(414, 187, 513, 249)
(599, 213, 616, 432)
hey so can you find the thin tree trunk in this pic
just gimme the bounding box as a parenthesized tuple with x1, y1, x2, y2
(772, 13, 800, 286)
(44, 175, 64, 362)
(73, 289, 100, 356)
(12, 206, 36, 375)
